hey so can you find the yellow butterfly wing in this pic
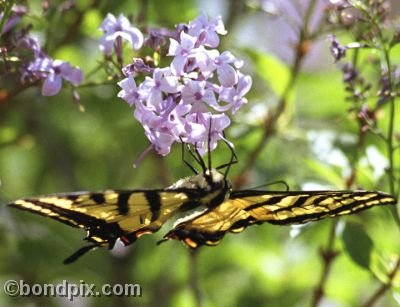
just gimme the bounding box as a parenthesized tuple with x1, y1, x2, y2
(162, 190, 397, 248)
(162, 198, 253, 248)
(9, 190, 190, 253)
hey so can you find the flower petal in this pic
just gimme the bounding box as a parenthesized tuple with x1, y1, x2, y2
(42, 73, 62, 96)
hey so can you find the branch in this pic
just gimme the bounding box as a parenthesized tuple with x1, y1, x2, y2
(233, 0, 318, 188)
(154, 153, 172, 187)
(310, 221, 340, 307)
(0, 80, 39, 106)
(361, 257, 400, 307)
(189, 249, 203, 307)
(109, 246, 137, 307)
(54, 0, 101, 49)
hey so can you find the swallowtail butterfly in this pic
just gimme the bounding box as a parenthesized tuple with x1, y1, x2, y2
(8, 146, 397, 263)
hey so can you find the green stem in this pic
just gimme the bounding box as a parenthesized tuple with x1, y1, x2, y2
(376, 35, 400, 227)
(310, 221, 339, 307)
(189, 249, 203, 307)
(382, 49, 396, 195)
(358, 0, 399, 225)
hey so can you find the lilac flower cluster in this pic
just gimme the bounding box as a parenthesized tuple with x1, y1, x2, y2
(116, 13, 252, 155)
(19, 37, 83, 96)
(1, 7, 83, 97)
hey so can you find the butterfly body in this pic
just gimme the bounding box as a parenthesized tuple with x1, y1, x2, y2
(8, 169, 397, 263)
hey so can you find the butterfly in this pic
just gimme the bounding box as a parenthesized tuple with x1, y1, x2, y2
(7, 144, 397, 264)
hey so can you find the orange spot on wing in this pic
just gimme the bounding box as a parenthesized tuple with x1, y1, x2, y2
(136, 229, 154, 237)
(184, 238, 198, 248)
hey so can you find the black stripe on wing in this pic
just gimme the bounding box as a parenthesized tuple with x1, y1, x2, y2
(8, 198, 125, 243)
(231, 190, 397, 225)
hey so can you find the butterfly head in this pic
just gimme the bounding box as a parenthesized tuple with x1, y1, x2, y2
(169, 168, 231, 193)
(203, 169, 232, 193)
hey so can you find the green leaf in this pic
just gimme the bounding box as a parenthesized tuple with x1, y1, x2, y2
(296, 71, 346, 117)
(342, 222, 374, 269)
(244, 48, 290, 97)
(370, 251, 392, 284)
(305, 159, 344, 188)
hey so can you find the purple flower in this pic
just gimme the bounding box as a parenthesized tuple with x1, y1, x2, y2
(168, 103, 191, 133)
(214, 51, 242, 87)
(141, 68, 180, 110)
(1, 14, 20, 35)
(145, 28, 173, 50)
(218, 72, 252, 113)
(122, 58, 154, 76)
(181, 79, 217, 109)
(328, 35, 347, 62)
(117, 75, 144, 106)
(17, 33, 83, 96)
(187, 46, 218, 78)
(168, 32, 197, 75)
(135, 97, 190, 155)
(147, 131, 175, 156)
(0, 5, 26, 34)
(188, 13, 227, 48)
(118, 13, 252, 156)
(22, 56, 83, 96)
(185, 112, 231, 153)
(137, 104, 177, 155)
(41, 59, 83, 96)
(21, 56, 50, 82)
(17, 36, 43, 58)
(99, 13, 144, 56)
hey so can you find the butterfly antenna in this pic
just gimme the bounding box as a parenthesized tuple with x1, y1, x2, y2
(207, 118, 212, 171)
(179, 136, 198, 174)
(187, 143, 202, 167)
(249, 180, 290, 192)
(216, 135, 238, 180)
(190, 141, 207, 173)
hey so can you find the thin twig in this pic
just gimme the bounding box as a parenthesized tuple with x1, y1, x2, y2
(233, 0, 318, 188)
(0, 80, 39, 105)
(54, 0, 101, 49)
(109, 246, 137, 307)
(189, 249, 203, 307)
(356, 0, 400, 224)
(154, 153, 171, 187)
(310, 221, 340, 307)
(361, 257, 400, 307)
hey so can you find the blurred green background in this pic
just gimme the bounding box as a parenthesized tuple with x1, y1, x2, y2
(1, 0, 399, 306)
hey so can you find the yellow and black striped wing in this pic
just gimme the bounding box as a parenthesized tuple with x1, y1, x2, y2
(162, 190, 397, 248)
(8, 189, 191, 248)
